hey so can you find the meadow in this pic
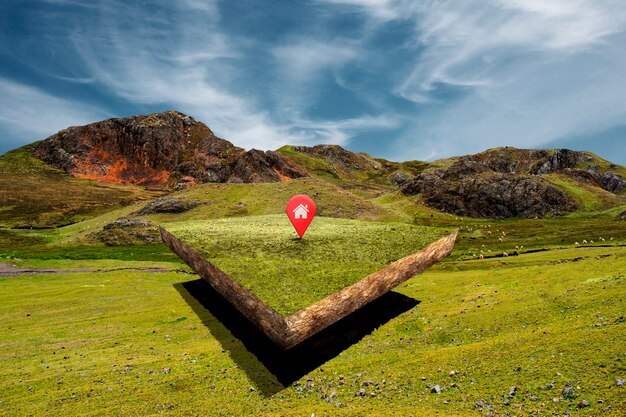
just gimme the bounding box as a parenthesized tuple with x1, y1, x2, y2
(0, 176, 625, 416)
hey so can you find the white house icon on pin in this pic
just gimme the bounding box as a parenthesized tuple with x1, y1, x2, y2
(292, 204, 309, 219)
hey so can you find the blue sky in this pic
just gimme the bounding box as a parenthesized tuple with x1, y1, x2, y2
(1, 0, 625, 163)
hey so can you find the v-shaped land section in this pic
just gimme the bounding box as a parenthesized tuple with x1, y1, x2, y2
(160, 227, 458, 351)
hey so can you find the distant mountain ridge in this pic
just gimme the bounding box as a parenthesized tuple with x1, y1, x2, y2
(12, 110, 626, 221)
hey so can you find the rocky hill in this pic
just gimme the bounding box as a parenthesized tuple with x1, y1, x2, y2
(401, 148, 625, 218)
(3, 112, 622, 224)
(32, 111, 306, 187)
(449, 147, 625, 193)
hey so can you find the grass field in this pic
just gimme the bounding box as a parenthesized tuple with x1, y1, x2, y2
(0, 147, 165, 228)
(1, 164, 625, 415)
(1, 244, 624, 416)
(165, 215, 449, 315)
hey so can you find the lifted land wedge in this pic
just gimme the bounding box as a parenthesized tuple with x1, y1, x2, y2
(160, 227, 458, 350)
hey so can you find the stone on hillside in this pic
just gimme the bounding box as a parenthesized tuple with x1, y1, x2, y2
(388, 172, 410, 186)
(92, 217, 160, 246)
(600, 171, 626, 193)
(562, 386, 575, 399)
(137, 198, 202, 215)
(577, 400, 590, 408)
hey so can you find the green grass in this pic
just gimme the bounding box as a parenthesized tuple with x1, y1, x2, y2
(0, 147, 165, 228)
(449, 217, 626, 261)
(166, 215, 449, 315)
(0, 241, 179, 263)
(276, 145, 343, 180)
(141, 177, 406, 224)
(1, 144, 626, 415)
(1, 244, 624, 416)
(546, 174, 623, 212)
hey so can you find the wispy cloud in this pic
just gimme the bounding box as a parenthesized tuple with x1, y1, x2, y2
(269, 39, 362, 118)
(397, 0, 626, 102)
(2, 0, 625, 163)
(318, 0, 401, 20)
(63, 0, 388, 150)
(324, 0, 626, 160)
(272, 40, 358, 83)
(0, 77, 109, 152)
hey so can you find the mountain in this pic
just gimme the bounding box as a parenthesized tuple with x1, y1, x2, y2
(401, 147, 626, 218)
(1, 111, 625, 228)
(32, 111, 306, 187)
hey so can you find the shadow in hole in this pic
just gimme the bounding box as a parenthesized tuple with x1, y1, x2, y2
(174, 279, 419, 395)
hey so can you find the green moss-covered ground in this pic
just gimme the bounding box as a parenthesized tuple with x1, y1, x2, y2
(1, 156, 625, 415)
(1, 245, 624, 416)
(166, 215, 449, 315)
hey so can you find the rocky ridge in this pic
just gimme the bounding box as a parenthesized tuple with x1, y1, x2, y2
(400, 148, 626, 218)
(32, 111, 306, 187)
(28, 112, 625, 219)
(402, 167, 576, 218)
(451, 147, 625, 193)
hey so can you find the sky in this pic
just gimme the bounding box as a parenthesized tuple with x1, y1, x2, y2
(1, 0, 625, 164)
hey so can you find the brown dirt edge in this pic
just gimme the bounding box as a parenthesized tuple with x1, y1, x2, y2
(160, 226, 458, 350)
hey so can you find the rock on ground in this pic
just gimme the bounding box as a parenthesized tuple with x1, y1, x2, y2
(137, 198, 202, 215)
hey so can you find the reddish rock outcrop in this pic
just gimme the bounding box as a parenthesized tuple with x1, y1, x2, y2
(32, 111, 306, 187)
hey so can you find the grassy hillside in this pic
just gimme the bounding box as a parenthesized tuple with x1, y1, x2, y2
(1, 142, 625, 416)
(276, 145, 428, 187)
(150, 177, 408, 223)
(546, 174, 625, 212)
(0, 147, 165, 228)
(1, 243, 624, 416)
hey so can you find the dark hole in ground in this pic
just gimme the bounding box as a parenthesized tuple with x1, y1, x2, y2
(174, 279, 419, 394)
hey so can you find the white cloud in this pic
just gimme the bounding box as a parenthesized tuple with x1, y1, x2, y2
(287, 113, 402, 146)
(359, 0, 626, 160)
(273, 40, 358, 83)
(396, 0, 626, 101)
(318, 0, 400, 20)
(61, 0, 383, 150)
(0, 78, 109, 150)
(269, 39, 362, 116)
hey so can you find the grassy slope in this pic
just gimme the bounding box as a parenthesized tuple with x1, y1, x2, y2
(0, 248, 624, 416)
(546, 174, 625, 213)
(0, 147, 165, 228)
(276, 145, 428, 196)
(143, 177, 409, 223)
(1, 146, 626, 415)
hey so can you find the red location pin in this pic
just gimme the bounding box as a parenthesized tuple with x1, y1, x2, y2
(286, 194, 316, 238)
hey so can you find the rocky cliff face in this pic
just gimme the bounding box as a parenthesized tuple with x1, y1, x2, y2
(32, 111, 306, 187)
(402, 151, 582, 218)
(402, 167, 576, 218)
(454, 147, 625, 193)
